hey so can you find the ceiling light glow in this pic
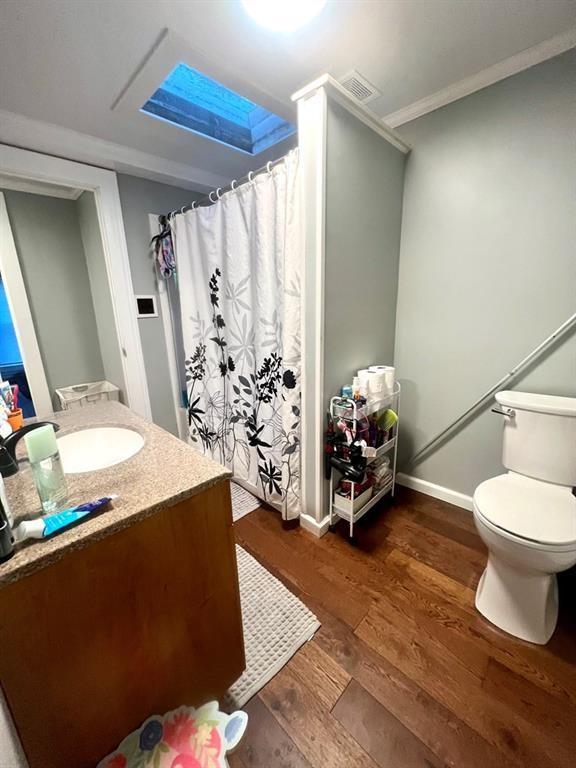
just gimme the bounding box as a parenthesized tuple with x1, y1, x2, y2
(241, 0, 327, 32)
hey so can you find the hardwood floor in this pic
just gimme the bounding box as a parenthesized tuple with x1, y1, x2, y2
(230, 487, 576, 768)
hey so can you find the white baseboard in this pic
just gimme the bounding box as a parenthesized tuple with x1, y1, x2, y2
(300, 512, 331, 538)
(396, 473, 474, 512)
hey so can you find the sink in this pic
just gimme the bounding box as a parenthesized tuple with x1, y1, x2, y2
(57, 427, 144, 474)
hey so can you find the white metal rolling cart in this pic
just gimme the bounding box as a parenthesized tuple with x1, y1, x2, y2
(328, 382, 400, 538)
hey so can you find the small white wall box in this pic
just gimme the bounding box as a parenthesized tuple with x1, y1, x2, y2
(136, 295, 158, 318)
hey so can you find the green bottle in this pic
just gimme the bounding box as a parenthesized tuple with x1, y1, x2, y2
(24, 425, 68, 514)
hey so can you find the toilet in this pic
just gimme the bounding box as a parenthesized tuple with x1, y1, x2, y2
(473, 390, 576, 645)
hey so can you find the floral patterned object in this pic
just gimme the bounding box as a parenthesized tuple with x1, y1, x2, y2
(97, 701, 248, 768)
(172, 149, 302, 521)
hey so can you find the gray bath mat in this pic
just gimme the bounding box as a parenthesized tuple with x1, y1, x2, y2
(231, 482, 260, 522)
(226, 545, 321, 708)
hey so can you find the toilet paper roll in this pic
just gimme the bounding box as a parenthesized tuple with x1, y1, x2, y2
(356, 368, 386, 402)
(357, 368, 385, 400)
(357, 369, 371, 390)
(369, 365, 395, 393)
(368, 371, 387, 394)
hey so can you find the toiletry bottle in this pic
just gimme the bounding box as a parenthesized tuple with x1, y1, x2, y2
(24, 425, 68, 514)
(352, 376, 361, 401)
(0, 474, 13, 526)
(0, 494, 14, 563)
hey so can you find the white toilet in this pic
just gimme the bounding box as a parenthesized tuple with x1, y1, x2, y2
(473, 390, 576, 645)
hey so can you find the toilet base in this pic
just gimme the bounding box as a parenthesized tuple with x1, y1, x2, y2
(475, 555, 558, 645)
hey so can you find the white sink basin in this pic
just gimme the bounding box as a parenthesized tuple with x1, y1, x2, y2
(57, 427, 144, 474)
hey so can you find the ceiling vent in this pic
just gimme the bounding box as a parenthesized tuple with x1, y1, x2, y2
(338, 70, 381, 104)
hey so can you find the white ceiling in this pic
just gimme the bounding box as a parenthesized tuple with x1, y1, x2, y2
(0, 0, 574, 188)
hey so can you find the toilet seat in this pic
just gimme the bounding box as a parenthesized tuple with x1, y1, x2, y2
(473, 474, 576, 549)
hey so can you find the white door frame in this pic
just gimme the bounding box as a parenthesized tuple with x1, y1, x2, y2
(0, 144, 152, 419)
(0, 191, 53, 415)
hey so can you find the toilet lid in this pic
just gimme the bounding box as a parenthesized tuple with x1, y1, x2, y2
(474, 474, 576, 545)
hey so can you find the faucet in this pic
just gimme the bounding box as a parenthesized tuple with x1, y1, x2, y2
(0, 422, 60, 478)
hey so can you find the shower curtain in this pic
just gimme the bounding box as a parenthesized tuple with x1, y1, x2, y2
(172, 150, 301, 520)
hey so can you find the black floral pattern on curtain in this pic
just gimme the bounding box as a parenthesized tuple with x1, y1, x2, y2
(173, 150, 301, 520)
(186, 268, 300, 508)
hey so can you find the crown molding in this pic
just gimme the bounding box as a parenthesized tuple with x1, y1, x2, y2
(0, 109, 228, 192)
(292, 74, 411, 154)
(384, 26, 576, 128)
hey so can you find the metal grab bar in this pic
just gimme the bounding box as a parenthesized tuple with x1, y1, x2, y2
(407, 310, 576, 467)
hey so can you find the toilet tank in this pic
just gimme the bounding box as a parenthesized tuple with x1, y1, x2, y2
(495, 391, 576, 486)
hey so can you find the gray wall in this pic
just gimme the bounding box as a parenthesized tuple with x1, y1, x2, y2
(321, 100, 406, 514)
(2, 190, 105, 401)
(324, 101, 406, 407)
(394, 49, 576, 496)
(76, 191, 126, 398)
(116, 174, 199, 435)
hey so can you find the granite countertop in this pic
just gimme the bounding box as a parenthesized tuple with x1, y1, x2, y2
(1, 402, 231, 586)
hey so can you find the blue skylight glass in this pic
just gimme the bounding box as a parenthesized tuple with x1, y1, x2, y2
(141, 63, 296, 155)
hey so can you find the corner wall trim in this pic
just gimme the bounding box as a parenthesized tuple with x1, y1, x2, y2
(384, 26, 576, 127)
(292, 74, 411, 154)
(396, 473, 474, 512)
(300, 513, 331, 538)
(296, 86, 328, 526)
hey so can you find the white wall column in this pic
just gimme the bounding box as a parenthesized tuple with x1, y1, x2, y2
(295, 87, 330, 537)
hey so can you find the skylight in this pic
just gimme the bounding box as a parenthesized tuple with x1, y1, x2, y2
(141, 63, 296, 155)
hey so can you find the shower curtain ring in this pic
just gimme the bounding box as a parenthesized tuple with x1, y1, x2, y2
(266, 162, 272, 175)
(216, 187, 223, 199)
(180, 205, 186, 215)
(191, 201, 197, 210)
(248, 171, 255, 183)
(231, 179, 237, 190)
(209, 191, 218, 203)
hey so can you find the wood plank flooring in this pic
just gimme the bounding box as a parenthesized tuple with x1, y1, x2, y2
(230, 488, 576, 768)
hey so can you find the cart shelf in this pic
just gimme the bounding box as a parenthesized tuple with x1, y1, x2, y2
(331, 389, 399, 420)
(365, 436, 396, 463)
(332, 479, 394, 524)
(328, 382, 400, 538)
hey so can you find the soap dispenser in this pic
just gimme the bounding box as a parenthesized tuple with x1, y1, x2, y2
(24, 425, 68, 514)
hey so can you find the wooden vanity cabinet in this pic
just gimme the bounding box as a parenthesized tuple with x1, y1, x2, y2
(0, 481, 244, 768)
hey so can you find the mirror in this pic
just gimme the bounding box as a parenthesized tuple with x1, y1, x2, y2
(0, 182, 125, 419)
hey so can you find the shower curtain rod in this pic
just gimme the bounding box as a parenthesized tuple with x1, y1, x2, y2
(163, 153, 289, 220)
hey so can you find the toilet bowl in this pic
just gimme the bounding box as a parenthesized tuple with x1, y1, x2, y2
(473, 391, 576, 645)
(473, 473, 576, 644)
